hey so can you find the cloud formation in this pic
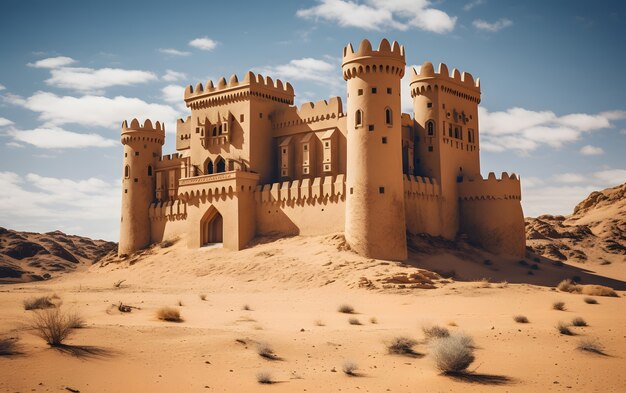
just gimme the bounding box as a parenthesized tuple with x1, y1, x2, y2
(297, 0, 457, 34)
(0, 117, 14, 127)
(7, 127, 117, 149)
(463, 0, 485, 11)
(162, 69, 187, 82)
(161, 85, 185, 103)
(28, 56, 77, 68)
(46, 67, 157, 92)
(189, 37, 218, 51)
(580, 145, 604, 155)
(473, 18, 513, 32)
(158, 48, 191, 56)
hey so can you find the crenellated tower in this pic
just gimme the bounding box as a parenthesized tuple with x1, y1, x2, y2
(119, 119, 165, 256)
(342, 39, 407, 261)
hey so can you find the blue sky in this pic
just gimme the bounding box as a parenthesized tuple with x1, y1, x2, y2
(0, 0, 624, 240)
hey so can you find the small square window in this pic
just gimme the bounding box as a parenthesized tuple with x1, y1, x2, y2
(427, 102, 432, 108)
(134, 178, 138, 182)
(387, 88, 392, 94)
(350, 187, 353, 195)
(282, 148, 286, 154)
(358, 89, 363, 96)
(135, 152, 139, 156)
(324, 164, 330, 171)
(325, 141, 329, 147)
(259, 113, 263, 118)
(368, 125, 374, 131)
(240, 114, 244, 122)
(303, 167, 309, 174)
(371, 87, 377, 94)
(304, 144, 308, 151)
(442, 104, 446, 109)
(428, 146, 434, 152)
(379, 187, 385, 194)
(124, 153, 127, 157)
(124, 189, 127, 194)
(382, 137, 387, 144)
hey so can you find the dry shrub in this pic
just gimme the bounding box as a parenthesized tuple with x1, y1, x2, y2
(257, 342, 276, 360)
(23, 296, 55, 311)
(571, 317, 587, 327)
(432, 334, 475, 374)
(557, 280, 617, 297)
(348, 317, 362, 325)
(370, 317, 378, 324)
(513, 315, 529, 323)
(242, 304, 252, 311)
(423, 325, 450, 340)
(314, 319, 325, 326)
(31, 309, 75, 346)
(476, 278, 491, 288)
(577, 339, 605, 355)
(557, 321, 573, 335)
(67, 312, 85, 329)
(552, 301, 566, 311)
(256, 370, 273, 384)
(156, 307, 182, 322)
(199, 294, 207, 301)
(342, 360, 359, 376)
(456, 333, 475, 349)
(113, 280, 126, 288)
(338, 304, 355, 314)
(497, 281, 509, 288)
(388, 336, 418, 355)
(584, 297, 598, 304)
(178, 300, 184, 307)
(0, 336, 20, 355)
(557, 279, 575, 292)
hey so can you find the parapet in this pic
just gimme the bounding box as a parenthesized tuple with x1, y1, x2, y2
(272, 97, 344, 130)
(255, 174, 345, 205)
(184, 71, 295, 107)
(121, 118, 165, 145)
(121, 118, 165, 132)
(410, 61, 480, 96)
(342, 38, 406, 80)
(404, 175, 441, 199)
(458, 172, 521, 201)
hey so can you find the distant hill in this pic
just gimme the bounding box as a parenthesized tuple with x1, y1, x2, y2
(0, 227, 117, 283)
(525, 182, 626, 264)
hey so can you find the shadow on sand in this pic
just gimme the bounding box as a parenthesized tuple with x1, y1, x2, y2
(445, 371, 513, 385)
(53, 344, 116, 359)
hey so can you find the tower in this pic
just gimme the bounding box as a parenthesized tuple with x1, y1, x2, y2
(342, 39, 407, 261)
(119, 118, 165, 256)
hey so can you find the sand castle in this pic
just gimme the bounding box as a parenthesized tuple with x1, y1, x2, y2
(119, 39, 525, 260)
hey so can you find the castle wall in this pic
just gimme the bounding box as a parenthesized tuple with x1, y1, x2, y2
(403, 175, 443, 236)
(458, 172, 525, 257)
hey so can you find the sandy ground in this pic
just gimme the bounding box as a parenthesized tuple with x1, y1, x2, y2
(1, 233, 625, 392)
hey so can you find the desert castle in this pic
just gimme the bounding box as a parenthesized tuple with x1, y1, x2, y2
(119, 38, 525, 260)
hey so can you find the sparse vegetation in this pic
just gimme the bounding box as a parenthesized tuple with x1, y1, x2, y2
(0, 336, 20, 355)
(476, 278, 491, 288)
(370, 317, 378, 324)
(23, 296, 55, 311)
(242, 304, 252, 311)
(338, 304, 355, 314)
(256, 370, 273, 384)
(199, 294, 207, 301)
(432, 334, 476, 374)
(497, 281, 509, 288)
(552, 301, 566, 311)
(156, 307, 182, 322)
(422, 325, 450, 339)
(557, 321, 573, 335)
(342, 360, 359, 376)
(557, 279, 575, 292)
(314, 319, 325, 326)
(67, 312, 85, 329)
(348, 317, 362, 325)
(31, 309, 75, 346)
(388, 336, 418, 355)
(584, 297, 598, 305)
(257, 342, 277, 360)
(514, 315, 529, 323)
(557, 279, 618, 297)
(113, 279, 126, 288)
(178, 300, 184, 307)
(577, 339, 605, 355)
(571, 317, 587, 327)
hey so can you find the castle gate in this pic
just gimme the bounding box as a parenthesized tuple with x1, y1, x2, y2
(201, 206, 223, 244)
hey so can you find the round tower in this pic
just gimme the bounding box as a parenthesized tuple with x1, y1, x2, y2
(119, 118, 165, 256)
(342, 39, 407, 261)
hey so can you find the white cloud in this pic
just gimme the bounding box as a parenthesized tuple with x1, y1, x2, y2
(163, 69, 187, 82)
(296, 0, 457, 34)
(479, 107, 625, 153)
(45, 66, 157, 92)
(258, 57, 344, 97)
(0, 83, 5, 91)
(580, 145, 604, 155)
(7, 127, 117, 149)
(159, 48, 191, 56)
(553, 173, 586, 183)
(520, 176, 543, 188)
(402, 65, 420, 113)
(593, 169, 626, 185)
(0, 117, 14, 127)
(28, 56, 76, 68)
(0, 171, 120, 240)
(189, 37, 218, 51)
(7, 91, 181, 131)
(161, 84, 185, 103)
(473, 18, 513, 32)
(463, 0, 485, 11)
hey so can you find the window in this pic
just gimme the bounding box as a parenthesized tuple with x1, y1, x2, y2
(427, 121, 435, 136)
(428, 146, 433, 152)
(212, 126, 217, 136)
(350, 187, 353, 195)
(358, 89, 363, 96)
(219, 125, 223, 135)
(427, 102, 432, 108)
(124, 189, 127, 194)
(379, 187, 385, 194)
(148, 166, 152, 176)
(282, 148, 287, 154)
(368, 124, 374, 131)
(371, 87, 377, 94)
(216, 159, 226, 173)
(304, 145, 308, 151)
(207, 161, 214, 174)
(382, 137, 387, 144)
(134, 178, 138, 183)
(259, 113, 263, 118)
(387, 87, 392, 94)
(135, 152, 139, 156)
(240, 114, 244, 122)
(325, 141, 329, 147)
(385, 108, 392, 125)
(124, 153, 127, 157)
(124, 165, 130, 178)
(355, 110, 363, 127)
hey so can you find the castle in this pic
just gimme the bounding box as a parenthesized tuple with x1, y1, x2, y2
(119, 39, 525, 260)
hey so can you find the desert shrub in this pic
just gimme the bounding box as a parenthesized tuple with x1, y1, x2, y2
(423, 325, 450, 339)
(314, 319, 325, 326)
(178, 300, 184, 307)
(256, 370, 273, 384)
(242, 304, 251, 311)
(388, 336, 418, 355)
(514, 315, 529, 323)
(432, 334, 475, 374)
(577, 339, 605, 355)
(67, 312, 85, 329)
(23, 296, 55, 311)
(552, 301, 566, 311)
(476, 278, 491, 288)
(497, 281, 509, 288)
(257, 342, 276, 360)
(370, 317, 378, 324)
(348, 317, 361, 325)
(31, 309, 74, 346)
(0, 336, 20, 355)
(571, 317, 587, 327)
(113, 280, 126, 288)
(156, 307, 182, 322)
(342, 360, 359, 376)
(580, 285, 618, 297)
(557, 279, 575, 292)
(584, 297, 598, 304)
(338, 304, 355, 314)
(199, 294, 207, 301)
(556, 321, 573, 335)
(456, 333, 475, 349)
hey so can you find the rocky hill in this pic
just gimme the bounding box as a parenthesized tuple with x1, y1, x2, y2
(525, 182, 626, 265)
(0, 227, 116, 283)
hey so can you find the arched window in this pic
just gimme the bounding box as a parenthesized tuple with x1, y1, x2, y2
(216, 158, 226, 173)
(385, 108, 392, 125)
(124, 165, 130, 178)
(147, 165, 153, 176)
(212, 126, 217, 136)
(218, 125, 223, 135)
(427, 120, 435, 136)
(207, 160, 214, 174)
(355, 109, 363, 128)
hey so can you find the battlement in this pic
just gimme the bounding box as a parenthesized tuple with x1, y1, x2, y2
(458, 172, 521, 201)
(121, 118, 165, 133)
(272, 97, 344, 129)
(184, 71, 295, 107)
(410, 61, 480, 97)
(342, 39, 405, 80)
(403, 175, 441, 198)
(255, 175, 345, 205)
(121, 118, 165, 145)
(159, 153, 181, 161)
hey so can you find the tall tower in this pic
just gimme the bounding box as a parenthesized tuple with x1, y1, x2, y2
(119, 118, 165, 256)
(342, 39, 407, 261)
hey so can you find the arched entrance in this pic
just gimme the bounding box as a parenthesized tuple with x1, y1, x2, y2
(201, 206, 223, 245)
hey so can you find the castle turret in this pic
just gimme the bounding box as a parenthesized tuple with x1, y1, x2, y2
(342, 39, 407, 261)
(119, 119, 165, 256)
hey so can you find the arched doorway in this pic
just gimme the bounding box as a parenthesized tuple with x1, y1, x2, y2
(201, 206, 223, 245)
